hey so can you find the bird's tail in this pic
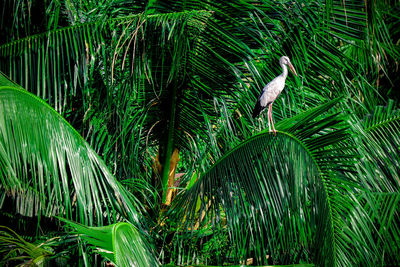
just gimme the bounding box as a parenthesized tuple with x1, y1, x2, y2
(252, 101, 263, 118)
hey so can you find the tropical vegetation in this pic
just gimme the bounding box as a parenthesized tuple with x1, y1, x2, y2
(0, 0, 399, 266)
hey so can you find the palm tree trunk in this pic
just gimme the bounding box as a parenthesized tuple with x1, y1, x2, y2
(160, 81, 178, 204)
(165, 148, 180, 205)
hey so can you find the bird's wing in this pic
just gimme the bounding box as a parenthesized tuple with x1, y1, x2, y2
(252, 77, 285, 118)
(258, 77, 284, 106)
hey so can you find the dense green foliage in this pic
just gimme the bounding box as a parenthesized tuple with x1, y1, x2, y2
(0, 0, 399, 266)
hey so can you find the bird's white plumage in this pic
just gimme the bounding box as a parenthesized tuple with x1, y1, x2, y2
(252, 56, 297, 134)
(258, 75, 286, 107)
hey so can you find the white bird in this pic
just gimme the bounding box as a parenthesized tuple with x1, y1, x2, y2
(252, 56, 297, 135)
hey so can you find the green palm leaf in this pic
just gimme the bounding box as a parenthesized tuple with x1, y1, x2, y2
(353, 100, 400, 265)
(359, 99, 400, 190)
(59, 218, 158, 267)
(174, 99, 377, 266)
(0, 72, 141, 226)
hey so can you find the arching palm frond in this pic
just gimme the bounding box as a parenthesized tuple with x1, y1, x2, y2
(173, 98, 377, 266)
(59, 218, 158, 267)
(0, 73, 142, 227)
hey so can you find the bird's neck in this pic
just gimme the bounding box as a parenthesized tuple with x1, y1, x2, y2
(280, 63, 288, 78)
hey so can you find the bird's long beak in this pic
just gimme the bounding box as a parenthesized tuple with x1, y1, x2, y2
(289, 63, 298, 76)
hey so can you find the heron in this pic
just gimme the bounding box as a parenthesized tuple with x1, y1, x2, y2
(252, 56, 297, 135)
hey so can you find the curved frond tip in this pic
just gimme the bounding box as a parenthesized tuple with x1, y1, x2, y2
(59, 218, 159, 267)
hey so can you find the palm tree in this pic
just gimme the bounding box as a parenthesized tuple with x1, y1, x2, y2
(0, 0, 399, 266)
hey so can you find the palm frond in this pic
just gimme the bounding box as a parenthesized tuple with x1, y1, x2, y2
(329, 0, 400, 81)
(356, 99, 400, 191)
(0, 73, 141, 226)
(173, 99, 377, 266)
(59, 218, 159, 267)
(362, 192, 400, 265)
(352, 99, 400, 265)
(0, 225, 54, 266)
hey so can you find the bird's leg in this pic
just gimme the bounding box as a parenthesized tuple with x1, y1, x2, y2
(267, 105, 272, 133)
(271, 103, 276, 136)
